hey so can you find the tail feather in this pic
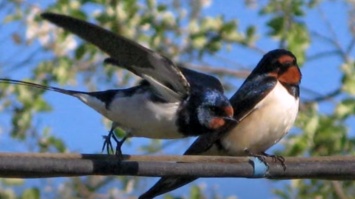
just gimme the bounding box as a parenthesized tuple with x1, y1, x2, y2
(139, 177, 197, 199)
(0, 78, 120, 122)
(0, 78, 82, 96)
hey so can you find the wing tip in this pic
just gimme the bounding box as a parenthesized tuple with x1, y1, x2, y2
(139, 177, 197, 199)
(40, 12, 58, 20)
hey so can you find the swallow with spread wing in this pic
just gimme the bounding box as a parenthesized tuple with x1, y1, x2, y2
(0, 13, 235, 155)
(139, 49, 302, 198)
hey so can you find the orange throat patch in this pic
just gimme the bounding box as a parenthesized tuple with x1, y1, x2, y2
(278, 66, 301, 85)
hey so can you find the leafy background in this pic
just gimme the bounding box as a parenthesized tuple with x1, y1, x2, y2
(0, 0, 355, 198)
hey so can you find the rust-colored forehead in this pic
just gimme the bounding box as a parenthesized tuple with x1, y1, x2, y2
(277, 55, 295, 64)
(267, 53, 301, 85)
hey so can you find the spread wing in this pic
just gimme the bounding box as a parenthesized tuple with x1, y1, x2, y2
(41, 12, 189, 102)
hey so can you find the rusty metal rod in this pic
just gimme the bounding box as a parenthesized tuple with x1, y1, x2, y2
(0, 153, 353, 180)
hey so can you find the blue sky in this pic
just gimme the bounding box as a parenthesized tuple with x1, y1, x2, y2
(0, 1, 353, 198)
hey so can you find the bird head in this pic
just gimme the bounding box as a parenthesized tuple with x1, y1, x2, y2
(196, 89, 235, 130)
(250, 49, 302, 87)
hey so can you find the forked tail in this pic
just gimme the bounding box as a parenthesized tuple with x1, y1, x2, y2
(0, 78, 81, 96)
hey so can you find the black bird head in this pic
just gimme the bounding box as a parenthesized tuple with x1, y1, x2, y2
(177, 87, 235, 136)
(196, 88, 235, 128)
(250, 49, 301, 87)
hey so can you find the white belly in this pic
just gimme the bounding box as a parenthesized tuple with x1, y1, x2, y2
(220, 82, 299, 155)
(77, 91, 181, 139)
(108, 92, 181, 138)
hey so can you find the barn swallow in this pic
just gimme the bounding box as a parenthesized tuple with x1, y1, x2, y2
(0, 13, 235, 155)
(139, 49, 302, 198)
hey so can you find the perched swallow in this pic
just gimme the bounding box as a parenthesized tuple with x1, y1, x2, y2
(139, 49, 302, 198)
(0, 13, 235, 155)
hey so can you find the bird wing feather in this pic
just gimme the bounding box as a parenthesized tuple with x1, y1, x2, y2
(41, 12, 189, 102)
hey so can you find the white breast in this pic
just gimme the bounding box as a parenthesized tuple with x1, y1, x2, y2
(75, 90, 181, 139)
(220, 81, 299, 156)
(104, 92, 181, 139)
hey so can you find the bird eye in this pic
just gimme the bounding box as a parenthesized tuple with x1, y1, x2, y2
(208, 106, 218, 113)
(282, 62, 293, 68)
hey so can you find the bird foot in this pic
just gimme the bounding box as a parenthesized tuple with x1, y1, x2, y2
(261, 152, 286, 171)
(101, 126, 127, 159)
(102, 134, 115, 154)
(245, 150, 286, 171)
(114, 136, 128, 158)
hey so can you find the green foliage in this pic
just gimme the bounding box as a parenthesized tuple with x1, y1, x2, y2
(21, 188, 40, 199)
(261, 0, 310, 64)
(342, 61, 355, 95)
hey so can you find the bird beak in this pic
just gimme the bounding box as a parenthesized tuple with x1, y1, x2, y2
(223, 106, 236, 123)
(223, 116, 238, 124)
